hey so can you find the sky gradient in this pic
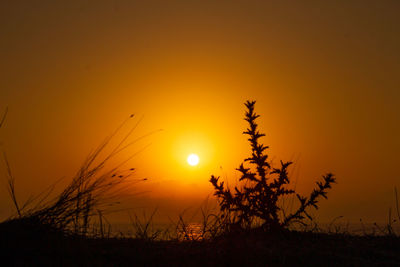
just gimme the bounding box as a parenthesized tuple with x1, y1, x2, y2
(1, 0, 399, 223)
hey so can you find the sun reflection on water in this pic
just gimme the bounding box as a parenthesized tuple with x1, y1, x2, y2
(178, 223, 204, 241)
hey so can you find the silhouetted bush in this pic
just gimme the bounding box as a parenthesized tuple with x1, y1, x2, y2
(210, 100, 336, 231)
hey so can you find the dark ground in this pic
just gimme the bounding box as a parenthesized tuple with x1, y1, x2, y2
(1, 219, 400, 266)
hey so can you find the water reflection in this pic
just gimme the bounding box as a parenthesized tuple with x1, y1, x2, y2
(178, 223, 204, 241)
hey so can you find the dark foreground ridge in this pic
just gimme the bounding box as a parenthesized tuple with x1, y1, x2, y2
(1, 220, 400, 267)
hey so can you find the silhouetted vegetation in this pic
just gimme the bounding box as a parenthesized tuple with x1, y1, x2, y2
(210, 101, 336, 231)
(1, 103, 400, 266)
(0, 106, 7, 130)
(2, 115, 146, 236)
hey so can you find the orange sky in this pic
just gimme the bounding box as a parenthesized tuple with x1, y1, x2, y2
(0, 1, 399, 224)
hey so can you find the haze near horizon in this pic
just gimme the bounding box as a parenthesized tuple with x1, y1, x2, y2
(0, 0, 399, 224)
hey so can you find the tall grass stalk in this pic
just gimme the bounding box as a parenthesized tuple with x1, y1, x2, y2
(3, 152, 21, 217)
(130, 208, 161, 241)
(0, 106, 7, 130)
(2, 114, 150, 236)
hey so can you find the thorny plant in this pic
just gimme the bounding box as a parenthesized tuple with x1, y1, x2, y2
(210, 101, 336, 231)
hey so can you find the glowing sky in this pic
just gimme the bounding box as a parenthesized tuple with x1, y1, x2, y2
(0, 1, 399, 223)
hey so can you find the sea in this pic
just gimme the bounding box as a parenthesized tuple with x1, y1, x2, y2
(107, 221, 400, 240)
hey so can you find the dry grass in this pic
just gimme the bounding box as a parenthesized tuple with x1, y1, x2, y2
(1, 104, 400, 266)
(1, 114, 150, 236)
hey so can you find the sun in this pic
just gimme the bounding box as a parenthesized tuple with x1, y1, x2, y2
(187, 153, 199, 166)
